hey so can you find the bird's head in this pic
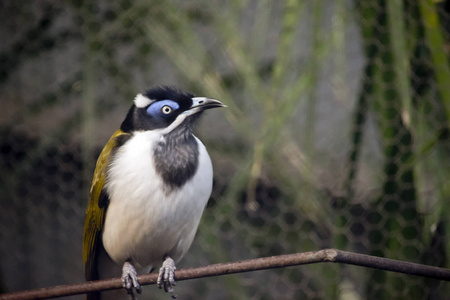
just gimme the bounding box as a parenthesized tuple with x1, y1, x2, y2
(120, 86, 225, 135)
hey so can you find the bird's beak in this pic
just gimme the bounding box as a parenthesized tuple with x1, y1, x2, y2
(185, 97, 226, 115)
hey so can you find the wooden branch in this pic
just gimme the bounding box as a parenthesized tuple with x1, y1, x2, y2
(1, 249, 449, 300)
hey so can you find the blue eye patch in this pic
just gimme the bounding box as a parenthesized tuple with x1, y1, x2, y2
(146, 100, 180, 117)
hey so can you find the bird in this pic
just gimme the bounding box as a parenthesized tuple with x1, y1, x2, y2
(83, 85, 225, 299)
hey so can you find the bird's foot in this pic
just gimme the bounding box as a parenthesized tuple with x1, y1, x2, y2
(122, 261, 142, 300)
(157, 256, 177, 299)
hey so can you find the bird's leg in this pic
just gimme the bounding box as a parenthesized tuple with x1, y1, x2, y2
(122, 261, 142, 299)
(157, 256, 177, 299)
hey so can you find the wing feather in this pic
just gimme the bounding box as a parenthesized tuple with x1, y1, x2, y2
(82, 129, 130, 281)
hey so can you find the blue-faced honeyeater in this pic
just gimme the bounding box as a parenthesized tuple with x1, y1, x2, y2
(83, 86, 225, 299)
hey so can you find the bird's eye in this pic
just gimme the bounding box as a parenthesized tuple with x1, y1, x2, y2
(161, 105, 173, 115)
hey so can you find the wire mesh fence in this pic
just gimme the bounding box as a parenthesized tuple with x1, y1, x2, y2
(1, 1, 449, 299)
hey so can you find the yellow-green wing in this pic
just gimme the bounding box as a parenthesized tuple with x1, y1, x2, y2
(83, 129, 130, 281)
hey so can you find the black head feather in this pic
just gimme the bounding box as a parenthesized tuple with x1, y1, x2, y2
(120, 86, 196, 133)
(144, 86, 195, 109)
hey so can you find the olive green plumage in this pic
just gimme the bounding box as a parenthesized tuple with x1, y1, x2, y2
(83, 129, 130, 282)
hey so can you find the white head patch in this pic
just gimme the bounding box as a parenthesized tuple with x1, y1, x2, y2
(134, 94, 153, 108)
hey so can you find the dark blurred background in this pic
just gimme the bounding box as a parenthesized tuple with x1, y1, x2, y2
(1, 1, 449, 299)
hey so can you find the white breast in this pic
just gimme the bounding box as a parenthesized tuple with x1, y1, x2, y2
(101, 131, 213, 272)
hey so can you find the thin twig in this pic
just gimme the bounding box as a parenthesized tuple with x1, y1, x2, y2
(1, 249, 449, 300)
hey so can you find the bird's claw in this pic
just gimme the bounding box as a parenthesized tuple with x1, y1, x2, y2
(122, 261, 142, 299)
(157, 256, 177, 298)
